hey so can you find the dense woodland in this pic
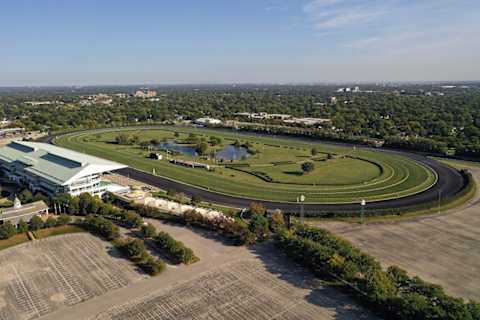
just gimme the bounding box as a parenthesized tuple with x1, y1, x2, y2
(1, 83, 479, 157)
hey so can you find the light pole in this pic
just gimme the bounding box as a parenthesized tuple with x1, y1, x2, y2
(360, 199, 366, 224)
(297, 194, 305, 224)
(438, 190, 442, 214)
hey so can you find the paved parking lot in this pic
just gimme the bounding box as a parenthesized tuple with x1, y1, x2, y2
(0, 234, 145, 320)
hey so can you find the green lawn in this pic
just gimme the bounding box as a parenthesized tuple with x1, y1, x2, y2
(33, 225, 86, 239)
(0, 233, 30, 251)
(55, 126, 437, 204)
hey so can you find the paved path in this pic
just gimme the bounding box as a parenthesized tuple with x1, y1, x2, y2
(320, 168, 480, 301)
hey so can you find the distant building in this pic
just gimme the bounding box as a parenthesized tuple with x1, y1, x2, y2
(0, 141, 127, 197)
(134, 90, 157, 98)
(0, 128, 24, 137)
(194, 117, 222, 125)
(0, 198, 49, 226)
(330, 96, 338, 105)
(284, 117, 331, 126)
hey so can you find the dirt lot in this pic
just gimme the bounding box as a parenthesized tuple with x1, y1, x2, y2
(321, 168, 480, 301)
(0, 234, 145, 320)
(39, 220, 378, 320)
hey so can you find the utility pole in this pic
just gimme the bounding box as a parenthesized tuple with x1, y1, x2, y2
(360, 199, 366, 224)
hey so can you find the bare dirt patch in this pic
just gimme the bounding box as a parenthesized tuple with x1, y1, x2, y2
(0, 233, 145, 320)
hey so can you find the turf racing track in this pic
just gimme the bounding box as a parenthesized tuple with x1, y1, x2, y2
(50, 128, 467, 214)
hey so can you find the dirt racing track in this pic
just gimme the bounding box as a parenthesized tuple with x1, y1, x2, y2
(116, 150, 466, 213)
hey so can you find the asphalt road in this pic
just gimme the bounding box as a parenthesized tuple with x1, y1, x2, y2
(44, 127, 467, 214)
(116, 151, 466, 214)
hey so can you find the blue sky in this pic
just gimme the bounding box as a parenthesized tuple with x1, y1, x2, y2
(0, 0, 479, 85)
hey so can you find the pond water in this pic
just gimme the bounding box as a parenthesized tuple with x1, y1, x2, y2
(215, 145, 250, 161)
(157, 141, 198, 156)
(156, 141, 250, 161)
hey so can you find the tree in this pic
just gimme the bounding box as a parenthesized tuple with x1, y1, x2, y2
(68, 198, 80, 215)
(141, 223, 157, 239)
(124, 239, 146, 261)
(249, 214, 269, 240)
(301, 161, 315, 174)
(269, 210, 285, 231)
(19, 189, 34, 203)
(191, 194, 203, 206)
(209, 136, 222, 146)
(249, 202, 266, 216)
(115, 133, 131, 145)
(124, 211, 143, 228)
(56, 214, 72, 226)
(196, 142, 209, 155)
(140, 257, 165, 275)
(131, 135, 140, 144)
(17, 219, 29, 233)
(44, 216, 57, 228)
(0, 221, 17, 239)
(29, 216, 44, 231)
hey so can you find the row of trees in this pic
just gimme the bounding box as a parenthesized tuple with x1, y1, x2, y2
(274, 224, 480, 320)
(81, 215, 165, 275)
(0, 215, 71, 240)
(154, 231, 198, 264)
(133, 203, 256, 245)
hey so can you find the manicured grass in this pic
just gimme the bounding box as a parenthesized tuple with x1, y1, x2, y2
(33, 225, 86, 239)
(55, 126, 437, 204)
(430, 157, 480, 170)
(0, 233, 30, 251)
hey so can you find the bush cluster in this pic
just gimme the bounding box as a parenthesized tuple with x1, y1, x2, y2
(274, 225, 480, 320)
(154, 231, 198, 264)
(81, 215, 119, 240)
(116, 238, 165, 275)
(133, 204, 255, 245)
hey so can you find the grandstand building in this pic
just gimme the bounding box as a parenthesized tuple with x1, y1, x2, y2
(0, 141, 127, 197)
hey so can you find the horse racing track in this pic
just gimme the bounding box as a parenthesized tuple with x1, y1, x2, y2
(0, 234, 145, 320)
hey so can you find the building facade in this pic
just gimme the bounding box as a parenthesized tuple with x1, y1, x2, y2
(0, 141, 127, 197)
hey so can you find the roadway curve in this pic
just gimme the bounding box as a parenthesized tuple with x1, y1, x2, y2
(45, 128, 467, 214)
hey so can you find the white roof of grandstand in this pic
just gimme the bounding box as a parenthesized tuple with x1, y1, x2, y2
(0, 141, 127, 185)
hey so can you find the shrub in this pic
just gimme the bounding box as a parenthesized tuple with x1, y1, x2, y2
(82, 215, 119, 240)
(301, 161, 315, 173)
(17, 219, 29, 233)
(191, 194, 203, 206)
(140, 256, 165, 275)
(0, 221, 17, 239)
(29, 216, 44, 231)
(154, 231, 198, 264)
(56, 214, 72, 226)
(44, 216, 57, 228)
(141, 223, 157, 239)
(249, 214, 269, 241)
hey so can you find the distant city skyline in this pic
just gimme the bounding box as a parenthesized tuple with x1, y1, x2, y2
(0, 0, 479, 86)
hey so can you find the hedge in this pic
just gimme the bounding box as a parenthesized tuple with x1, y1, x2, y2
(274, 225, 480, 320)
